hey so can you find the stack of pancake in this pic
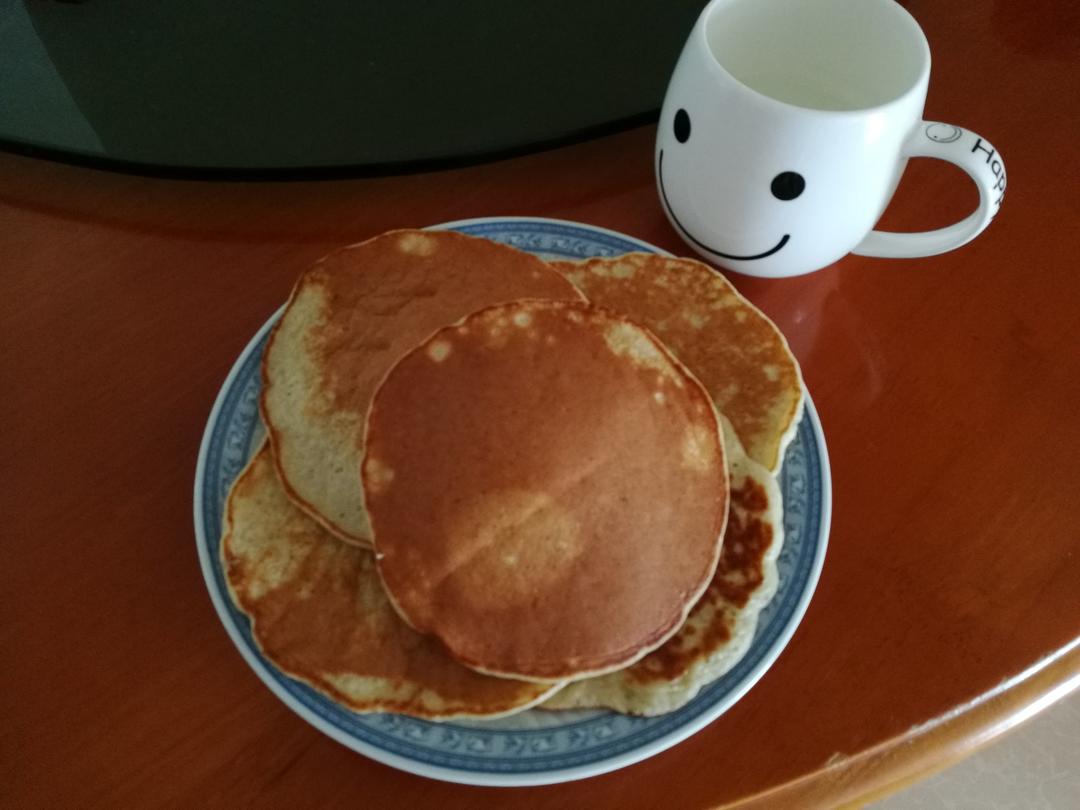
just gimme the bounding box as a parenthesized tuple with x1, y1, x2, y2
(221, 229, 802, 720)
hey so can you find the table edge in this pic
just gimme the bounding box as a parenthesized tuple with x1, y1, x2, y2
(718, 637, 1080, 809)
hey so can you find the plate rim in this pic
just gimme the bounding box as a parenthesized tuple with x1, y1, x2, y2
(193, 216, 831, 786)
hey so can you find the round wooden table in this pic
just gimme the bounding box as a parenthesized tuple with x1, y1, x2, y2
(3, 2, 1079, 805)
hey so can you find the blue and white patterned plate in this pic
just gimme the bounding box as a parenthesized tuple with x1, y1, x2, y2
(194, 217, 831, 786)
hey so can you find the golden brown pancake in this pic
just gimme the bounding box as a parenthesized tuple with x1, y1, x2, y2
(261, 229, 583, 546)
(363, 300, 729, 683)
(551, 253, 803, 472)
(221, 443, 563, 719)
(543, 419, 782, 714)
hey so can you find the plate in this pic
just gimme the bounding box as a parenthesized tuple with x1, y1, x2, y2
(194, 217, 831, 786)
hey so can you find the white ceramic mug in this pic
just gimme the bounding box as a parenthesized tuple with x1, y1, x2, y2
(655, 0, 1006, 277)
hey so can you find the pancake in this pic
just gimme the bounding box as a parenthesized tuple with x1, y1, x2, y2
(261, 229, 583, 546)
(220, 443, 563, 719)
(551, 253, 803, 472)
(363, 300, 729, 683)
(542, 419, 781, 715)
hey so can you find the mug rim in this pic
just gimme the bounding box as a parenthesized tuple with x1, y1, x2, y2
(697, 0, 931, 117)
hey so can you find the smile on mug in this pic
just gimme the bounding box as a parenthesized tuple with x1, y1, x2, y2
(658, 107, 804, 262)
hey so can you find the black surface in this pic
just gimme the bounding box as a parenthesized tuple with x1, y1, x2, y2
(2, 0, 707, 177)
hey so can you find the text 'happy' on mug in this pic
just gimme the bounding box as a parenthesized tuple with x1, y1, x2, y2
(656, 0, 1006, 277)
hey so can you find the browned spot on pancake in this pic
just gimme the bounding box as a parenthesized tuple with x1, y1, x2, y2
(713, 478, 773, 607)
(731, 474, 770, 513)
(626, 477, 773, 684)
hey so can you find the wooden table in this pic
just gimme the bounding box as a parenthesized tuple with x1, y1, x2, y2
(4, 2, 1079, 806)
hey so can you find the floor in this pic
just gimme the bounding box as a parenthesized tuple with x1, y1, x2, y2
(873, 688, 1080, 809)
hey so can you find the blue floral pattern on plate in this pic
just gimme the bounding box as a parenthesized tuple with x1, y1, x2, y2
(194, 217, 830, 786)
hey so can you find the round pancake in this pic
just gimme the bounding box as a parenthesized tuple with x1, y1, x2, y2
(542, 419, 782, 714)
(551, 253, 803, 472)
(261, 229, 583, 546)
(363, 300, 730, 683)
(220, 443, 563, 719)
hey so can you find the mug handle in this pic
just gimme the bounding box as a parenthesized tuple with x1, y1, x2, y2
(853, 122, 1006, 259)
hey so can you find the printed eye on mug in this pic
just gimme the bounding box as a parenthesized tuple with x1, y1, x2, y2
(656, 0, 1006, 278)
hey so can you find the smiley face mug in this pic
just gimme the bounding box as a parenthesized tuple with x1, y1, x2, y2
(656, 0, 1006, 277)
